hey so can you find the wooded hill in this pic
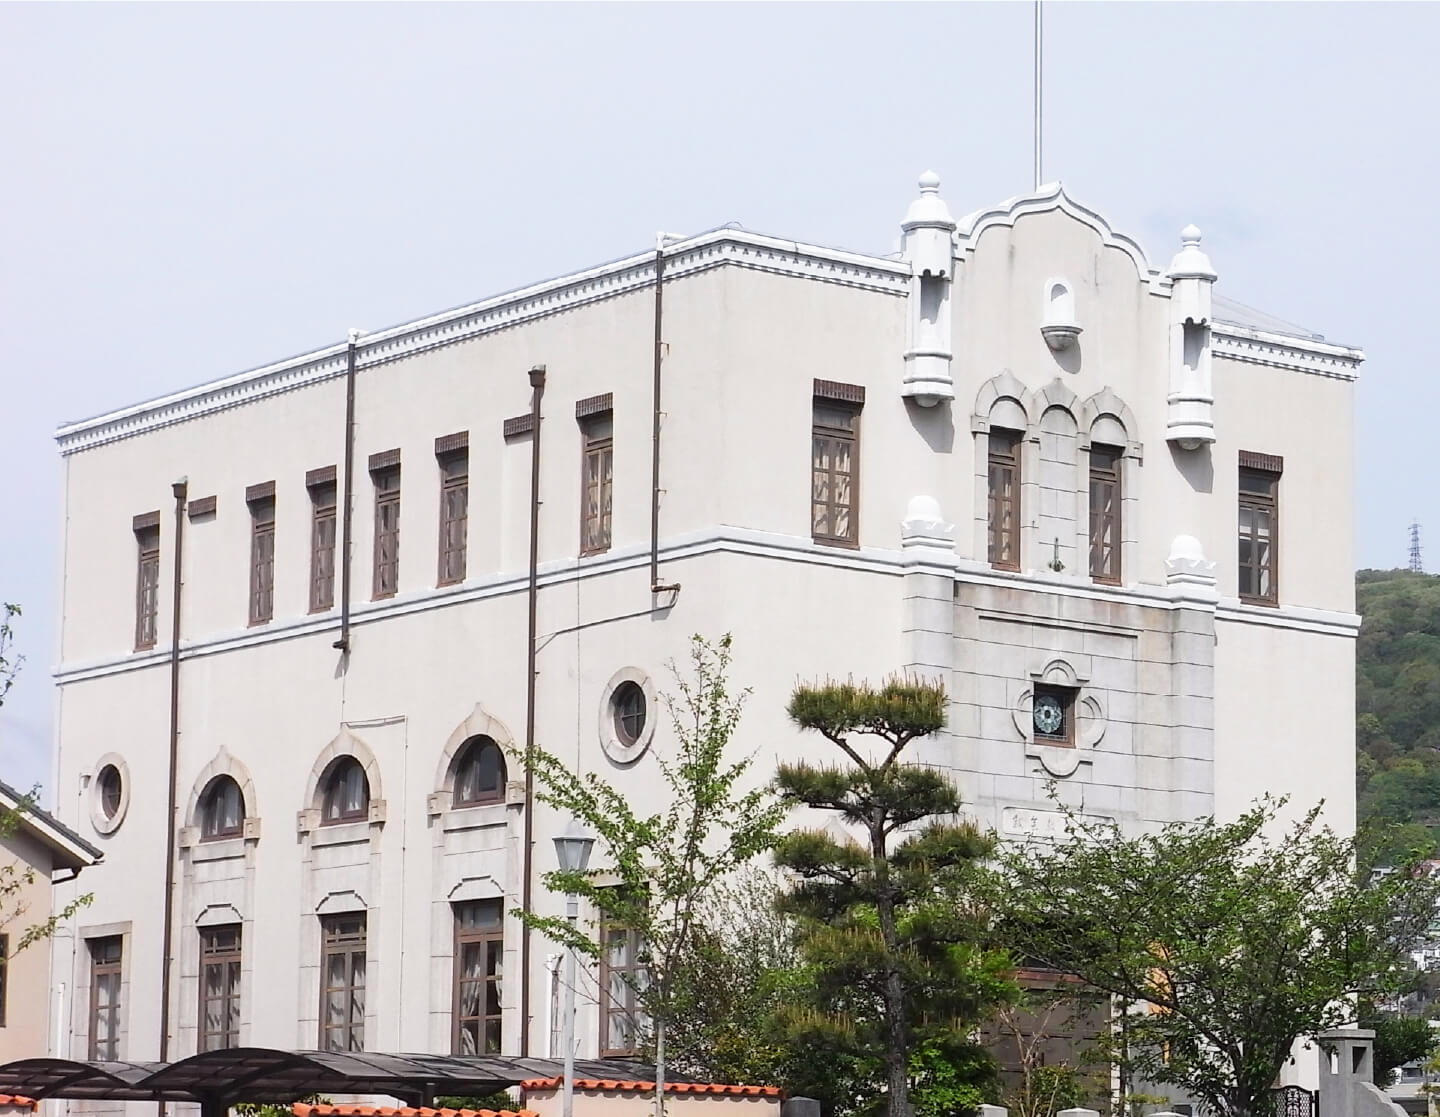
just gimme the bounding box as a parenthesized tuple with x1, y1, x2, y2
(1356, 569, 1440, 864)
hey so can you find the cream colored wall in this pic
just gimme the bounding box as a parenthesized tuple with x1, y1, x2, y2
(0, 830, 58, 1060)
(525, 1088, 782, 1117)
(1212, 620, 1356, 830)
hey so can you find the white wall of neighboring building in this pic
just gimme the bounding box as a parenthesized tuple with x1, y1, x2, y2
(44, 176, 1363, 1086)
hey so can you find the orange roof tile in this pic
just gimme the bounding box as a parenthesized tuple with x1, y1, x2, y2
(519, 1079, 783, 1099)
(0, 1099, 35, 1110)
(292, 1104, 535, 1117)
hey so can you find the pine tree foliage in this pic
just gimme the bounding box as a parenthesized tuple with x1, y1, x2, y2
(775, 677, 1017, 1117)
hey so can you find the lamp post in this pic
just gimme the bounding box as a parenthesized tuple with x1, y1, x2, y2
(553, 819, 596, 1117)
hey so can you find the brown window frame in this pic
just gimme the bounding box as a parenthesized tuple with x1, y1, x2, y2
(811, 394, 861, 548)
(88, 935, 123, 1060)
(612, 681, 647, 746)
(321, 758, 370, 826)
(452, 737, 506, 808)
(579, 408, 614, 557)
(599, 914, 647, 1058)
(247, 487, 276, 626)
(1088, 445, 1123, 585)
(319, 913, 366, 1052)
(199, 776, 245, 842)
(134, 520, 160, 651)
(1032, 684, 1077, 748)
(198, 924, 242, 1052)
(371, 454, 401, 599)
(97, 764, 123, 821)
(988, 430, 1023, 571)
(1238, 459, 1280, 606)
(451, 899, 504, 1054)
(308, 470, 337, 614)
(437, 444, 469, 587)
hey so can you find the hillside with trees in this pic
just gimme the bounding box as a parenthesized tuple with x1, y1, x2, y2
(1356, 569, 1440, 863)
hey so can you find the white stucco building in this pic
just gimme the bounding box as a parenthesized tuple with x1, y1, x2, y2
(44, 174, 1363, 1079)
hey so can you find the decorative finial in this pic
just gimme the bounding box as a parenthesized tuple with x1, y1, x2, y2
(1181, 224, 1202, 246)
(918, 170, 941, 193)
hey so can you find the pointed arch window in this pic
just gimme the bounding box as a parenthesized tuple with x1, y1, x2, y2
(199, 776, 245, 841)
(453, 737, 506, 808)
(322, 758, 370, 825)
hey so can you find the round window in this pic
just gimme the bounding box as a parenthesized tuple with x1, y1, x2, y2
(612, 681, 647, 746)
(97, 765, 122, 819)
(90, 755, 131, 835)
(598, 669, 656, 764)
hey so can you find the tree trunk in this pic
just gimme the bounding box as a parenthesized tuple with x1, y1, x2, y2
(871, 818, 909, 1117)
(654, 1002, 667, 1117)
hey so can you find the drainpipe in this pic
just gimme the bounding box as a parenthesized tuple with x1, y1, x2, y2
(520, 363, 546, 1055)
(158, 478, 187, 1070)
(650, 235, 681, 596)
(333, 329, 360, 652)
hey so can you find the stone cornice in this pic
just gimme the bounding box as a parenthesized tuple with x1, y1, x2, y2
(1211, 323, 1365, 381)
(55, 231, 910, 456)
(54, 526, 1359, 685)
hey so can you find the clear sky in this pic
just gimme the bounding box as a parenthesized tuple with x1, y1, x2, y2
(2, 2, 1436, 797)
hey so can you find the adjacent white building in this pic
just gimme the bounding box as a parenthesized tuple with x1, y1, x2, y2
(44, 174, 1364, 1081)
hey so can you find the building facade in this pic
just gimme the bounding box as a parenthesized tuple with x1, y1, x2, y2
(0, 781, 101, 1062)
(45, 176, 1363, 1076)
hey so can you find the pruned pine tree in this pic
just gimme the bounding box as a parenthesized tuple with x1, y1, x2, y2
(775, 678, 1018, 1117)
(520, 635, 785, 1117)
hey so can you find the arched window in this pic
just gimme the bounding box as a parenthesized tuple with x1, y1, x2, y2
(453, 736, 505, 807)
(199, 776, 245, 841)
(322, 758, 370, 825)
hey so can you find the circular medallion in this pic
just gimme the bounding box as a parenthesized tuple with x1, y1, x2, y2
(1033, 694, 1065, 737)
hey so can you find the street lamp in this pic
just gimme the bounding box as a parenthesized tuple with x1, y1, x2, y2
(552, 819, 595, 1117)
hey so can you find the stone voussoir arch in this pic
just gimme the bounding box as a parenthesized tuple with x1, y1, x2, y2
(433, 703, 518, 796)
(185, 749, 258, 830)
(304, 728, 383, 815)
(1079, 387, 1144, 460)
(971, 369, 1034, 435)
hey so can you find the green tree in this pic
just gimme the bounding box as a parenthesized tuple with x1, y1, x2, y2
(1361, 1009, 1436, 1086)
(774, 677, 1018, 1117)
(996, 796, 1440, 1117)
(520, 635, 786, 1117)
(0, 602, 92, 953)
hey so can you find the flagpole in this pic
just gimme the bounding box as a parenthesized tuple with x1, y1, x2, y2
(1033, 0, 1043, 189)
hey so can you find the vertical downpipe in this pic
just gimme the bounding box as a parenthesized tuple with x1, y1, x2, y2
(650, 237, 680, 596)
(334, 329, 360, 652)
(520, 363, 546, 1055)
(158, 478, 187, 1073)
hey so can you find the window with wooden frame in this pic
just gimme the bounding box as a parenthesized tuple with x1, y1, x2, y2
(321, 757, 369, 825)
(1032, 684, 1077, 748)
(436, 434, 469, 586)
(198, 924, 242, 1051)
(133, 513, 160, 650)
(308, 467, 337, 613)
(89, 935, 123, 1059)
(319, 913, 366, 1052)
(452, 899, 503, 1054)
(1238, 453, 1281, 605)
(578, 396, 614, 556)
(0, 933, 8, 1027)
(599, 912, 648, 1057)
(370, 452, 401, 599)
(987, 430, 1022, 570)
(811, 381, 864, 547)
(1088, 445, 1123, 584)
(247, 482, 275, 625)
(199, 776, 244, 841)
(452, 736, 505, 808)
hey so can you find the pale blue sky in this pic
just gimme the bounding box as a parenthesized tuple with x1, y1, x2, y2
(2, 2, 1436, 796)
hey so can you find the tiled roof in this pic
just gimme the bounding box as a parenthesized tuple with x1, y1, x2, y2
(293, 1104, 534, 1117)
(521, 1079, 783, 1098)
(0, 1097, 36, 1109)
(0, 777, 103, 870)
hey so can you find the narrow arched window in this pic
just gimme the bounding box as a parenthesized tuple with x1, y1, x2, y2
(200, 776, 245, 841)
(322, 758, 370, 824)
(453, 736, 505, 807)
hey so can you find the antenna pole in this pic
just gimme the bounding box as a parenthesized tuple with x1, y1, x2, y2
(1411, 521, 1424, 573)
(1033, 0, 1043, 189)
